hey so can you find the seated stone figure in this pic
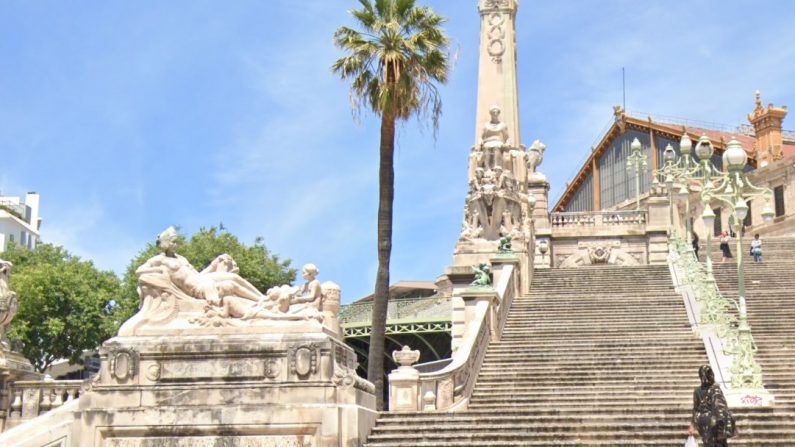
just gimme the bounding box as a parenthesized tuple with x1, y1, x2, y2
(243, 264, 323, 320)
(481, 105, 510, 150)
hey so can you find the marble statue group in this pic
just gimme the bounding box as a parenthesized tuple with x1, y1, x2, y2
(119, 227, 341, 336)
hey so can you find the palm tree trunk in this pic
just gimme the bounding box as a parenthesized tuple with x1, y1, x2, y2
(367, 110, 395, 411)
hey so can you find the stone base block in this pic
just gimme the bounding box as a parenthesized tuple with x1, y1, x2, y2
(725, 387, 775, 408)
(2, 333, 377, 447)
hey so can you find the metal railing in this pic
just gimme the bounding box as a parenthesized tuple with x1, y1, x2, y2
(340, 296, 451, 325)
(669, 238, 764, 390)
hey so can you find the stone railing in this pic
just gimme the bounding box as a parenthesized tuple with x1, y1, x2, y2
(3, 379, 82, 429)
(668, 238, 773, 407)
(388, 259, 518, 412)
(550, 210, 647, 229)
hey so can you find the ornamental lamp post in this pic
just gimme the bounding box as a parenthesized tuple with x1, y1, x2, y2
(626, 138, 648, 211)
(661, 144, 678, 237)
(700, 137, 776, 389)
(694, 135, 718, 270)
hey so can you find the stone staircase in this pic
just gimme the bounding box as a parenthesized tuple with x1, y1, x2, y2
(365, 265, 719, 446)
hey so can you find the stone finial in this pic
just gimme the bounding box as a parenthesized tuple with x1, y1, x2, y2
(392, 345, 420, 369)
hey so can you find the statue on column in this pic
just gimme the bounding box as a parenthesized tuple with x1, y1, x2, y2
(0, 259, 18, 349)
(480, 106, 510, 168)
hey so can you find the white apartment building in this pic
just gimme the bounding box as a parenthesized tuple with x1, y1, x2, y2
(0, 192, 41, 251)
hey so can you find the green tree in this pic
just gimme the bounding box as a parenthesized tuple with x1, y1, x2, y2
(115, 226, 296, 325)
(332, 0, 450, 408)
(3, 243, 121, 372)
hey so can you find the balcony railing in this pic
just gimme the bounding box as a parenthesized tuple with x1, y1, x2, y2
(551, 210, 647, 229)
(0, 200, 27, 222)
(4, 379, 82, 427)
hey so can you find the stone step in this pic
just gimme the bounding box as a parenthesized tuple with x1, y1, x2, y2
(366, 239, 795, 447)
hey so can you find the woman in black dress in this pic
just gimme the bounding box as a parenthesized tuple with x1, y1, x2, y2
(688, 365, 733, 447)
(692, 231, 700, 261)
(719, 231, 733, 263)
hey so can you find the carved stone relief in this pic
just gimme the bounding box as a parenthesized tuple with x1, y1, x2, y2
(559, 242, 643, 268)
(264, 358, 282, 380)
(109, 348, 138, 382)
(145, 363, 161, 382)
(289, 344, 318, 379)
(487, 12, 506, 63)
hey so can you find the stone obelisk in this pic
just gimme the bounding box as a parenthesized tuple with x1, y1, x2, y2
(474, 0, 522, 149)
(453, 0, 550, 272)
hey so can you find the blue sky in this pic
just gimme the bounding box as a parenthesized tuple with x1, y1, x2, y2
(2, 1, 794, 304)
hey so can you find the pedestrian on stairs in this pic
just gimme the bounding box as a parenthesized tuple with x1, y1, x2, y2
(750, 234, 763, 263)
(688, 365, 734, 447)
(719, 231, 732, 263)
(692, 231, 700, 261)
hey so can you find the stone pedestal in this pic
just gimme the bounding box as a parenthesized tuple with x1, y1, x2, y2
(70, 330, 376, 447)
(451, 287, 499, 352)
(646, 192, 673, 264)
(388, 347, 421, 412)
(527, 178, 551, 231)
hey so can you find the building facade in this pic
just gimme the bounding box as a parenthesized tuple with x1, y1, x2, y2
(0, 192, 41, 252)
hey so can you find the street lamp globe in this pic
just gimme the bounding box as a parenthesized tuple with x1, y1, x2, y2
(663, 144, 677, 165)
(722, 138, 748, 171)
(679, 133, 692, 156)
(695, 135, 714, 161)
(527, 194, 537, 212)
(702, 206, 716, 229)
(631, 138, 642, 153)
(735, 198, 749, 221)
(762, 202, 775, 224)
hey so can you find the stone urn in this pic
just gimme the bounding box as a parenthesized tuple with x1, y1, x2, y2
(538, 239, 549, 255)
(392, 345, 420, 370)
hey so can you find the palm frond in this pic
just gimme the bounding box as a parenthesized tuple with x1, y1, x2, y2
(332, 0, 451, 133)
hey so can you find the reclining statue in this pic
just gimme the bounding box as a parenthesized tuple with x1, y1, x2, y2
(119, 227, 340, 336)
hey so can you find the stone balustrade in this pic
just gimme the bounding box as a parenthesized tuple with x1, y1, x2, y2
(4, 379, 82, 428)
(551, 210, 647, 229)
(388, 260, 518, 412)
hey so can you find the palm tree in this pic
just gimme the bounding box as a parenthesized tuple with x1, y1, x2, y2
(332, 0, 450, 409)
